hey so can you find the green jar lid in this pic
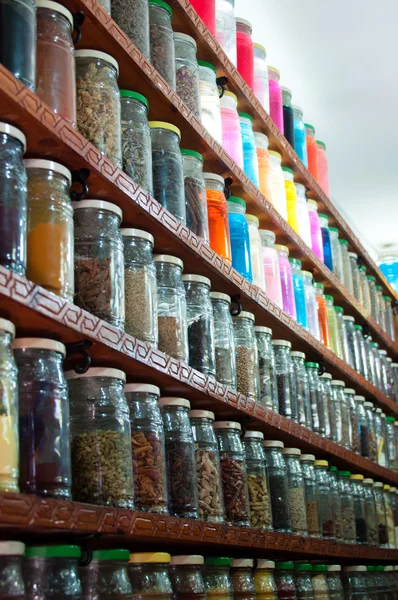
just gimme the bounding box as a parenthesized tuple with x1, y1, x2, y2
(26, 545, 81, 559)
(148, 0, 172, 16)
(227, 196, 246, 208)
(337, 470, 351, 477)
(314, 282, 324, 289)
(324, 294, 334, 302)
(339, 239, 348, 246)
(296, 563, 312, 571)
(371, 342, 378, 347)
(334, 306, 344, 313)
(305, 361, 319, 369)
(181, 149, 203, 162)
(313, 564, 328, 572)
(276, 561, 294, 570)
(318, 213, 328, 220)
(359, 265, 366, 271)
(119, 90, 149, 111)
(304, 123, 315, 132)
(354, 324, 363, 331)
(367, 566, 376, 572)
(386, 416, 396, 423)
(329, 226, 339, 233)
(383, 295, 391, 301)
(92, 549, 130, 561)
(198, 60, 216, 73)
(282, 166, 294, 174)
(367, 275, 376, 282)
(376, 566, 385, 572)
(375, 285, 383, 291)
(329, 465, 337, 472)
(316, 140, 326, 149)
(288, 258, 302, 266)
(204, 557, 231, 566)
(238, 112, 253, 122)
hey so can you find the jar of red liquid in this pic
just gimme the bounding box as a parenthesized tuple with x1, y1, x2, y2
(314, 283, 331, 348)
(189, 0, 216, 35)
(220, 91, 244, 169)
(316, 140, 329, 196)
(236, 18, 254, 89)
(274, 562, 297, 599)
(268, 66, 283, 133)
(203, 172, 231, 264)
(305, 123, 318, 181)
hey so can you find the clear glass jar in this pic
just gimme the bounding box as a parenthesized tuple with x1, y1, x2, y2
(306, 361, 327, 435)
(295, 183, 312, 248)
(366, 275, 378, 322)
(220, 92, 244, 169)
(329, 466, 342, 541)
(293, 105, 308, 167)
(375, 285, 387, 330)
(111, 0, 149, 56)
(268, 150, 287, 220)
(254, 560, 277, 600)
(294, 563, 314, 600)
(150, 122, 186, 224)
(305, 123, 318, 181)
(81, 549, 132, 599)
(330, 380, 345, 447)
(345, 388, 360, 454)
(66, 367, 134, 508)
(246, 214, 265, 289)
(371, 341, 382, 388)
(393, 488, 398, 548)
(210, 292, 236, 388)
(272, 339, 296, 420)
(239, 113, 259, 187)
(326, 566, 343, 600)
(228, 197, 252, 281)
(190, 0, 215, 33)
(204, 557, 233, 600)
(392, 364, 398, 403)
(243, 431, 272, 530)
(259, 229, 283, 309)
(159, 397, 199, 519)
(124, 383, 167, 514)
(307, 200, 324, 262)
(154, 254, 188, 362)
(291, 352, 311, 429)
(374, 407, 387, 467)
(255, 326, 278, 412)
(334, 307, 349, 364)
(169, 555, 205, 600)
(0, 0, 36, 91)
(315, 283, 331, 348)
(324, 295, 341, 357)
(354, 325, 368, 379)
(121, 228, 158, 345)
(199, 61, 222, 144)
(215, 0, 237, 65)
(362, 478, 378, 545)
(358, 266, 371, 313)
(129, 552, 173, 600)
(233, 311, 259, 401)
(373, 481, 388, 546)
(319, 213, 333, 272)
(275, 562, 297, 600)
(384, 484, 396, 548)
(386, 416, 398, 471)
(36, 2, 75, 124)
(263, 440, 291, 533)
(174, 33, 200, 119)
(14, 338, 71, 499)
(73, 200, 124, 328)
(0, 320, 18, 493)
(336, 470, 355, 544)
(342, 567, 370, 600)
(25, 545, 82, 599)
(312, 565, 329, 600)
(253, 43, 269, 112)
(289, 259, 308, 329)
(319, 373, 333, 441)
(75, 50, 122, 166)
(283, 167, 298, 233)
(302, 271, 321, 340)
(283, 448, 308, 535)
(149, 0, 175, 89)
(231, 559, 256, 600)
(183, 274, 215, 377)
(120, 90, 153, 195)
(25, 159, 73, 302)
(236, 17, 254, 89)
(338, 239, 353, 294)
(364, 401, 377, 462)
(349, 474, 367, 544)
(378, 349, 389, 396)
(282, 87, 295, 150)
(0, 541, 25, 599)
(365, 566, 378, 599)
(204, 172, 231, 263)
(328, 227, 343, 282)
(343, 316, 358, 371)
(300, 454, 320, 537)
(356, 396, 370, 460)
(268, 66, 283, 133)
(314, 460, 335, 539)
(275, 245, 296, 319)
(190, 410, 224, 522)
(348, 252, 361, 302)
(214, 420, 250, 526)
(384, 295, 396, 341)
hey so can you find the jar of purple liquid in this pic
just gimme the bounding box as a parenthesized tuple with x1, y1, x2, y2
(307, 199, 324, 262)
(275, 244, 296, 319)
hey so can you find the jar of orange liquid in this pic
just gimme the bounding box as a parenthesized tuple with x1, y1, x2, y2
(254, 132, 272, 201)
(314, 282, 331, 348)
(305, 123, 318, 181)
(204, 172, 231, 264)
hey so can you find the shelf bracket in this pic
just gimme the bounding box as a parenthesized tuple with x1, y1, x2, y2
(230, 294, 242, 317)
(317, 359, 326, 376)
(72, 11, 85, 45)
(65, 340, 93, 374)
(216, 76, 228, 98)
(224, 177, 233, 199)
(362, 323, 370, 339)
(70, 168, 90, 201)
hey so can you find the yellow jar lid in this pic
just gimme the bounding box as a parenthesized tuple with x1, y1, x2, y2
(149, 121, 181, 138)
(129, 552, 171, 563)
(314, 460, 328, 467)
(253, 42, 266, 53)
(223, 90, 237, 102)
(269, 150, 281, 159)
(350, 474, 364, 480)
(274, 244, 289, 254)
(307, 199, 318, 207)
(384, 484, 391, 490)
(268, 66, 280, 76)
(301, 270, 313, 278)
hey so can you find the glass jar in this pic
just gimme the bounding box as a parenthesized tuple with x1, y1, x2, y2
(384, 484, 396, 548)
(336, 470, 355, 544)
(183, 274, 215, 377)
(75, 50, 122, 166)
(310, 565, 328, 600)
(283, 167, 299, 234)
(25, 545, 82, 599)
(342, 566, 370, 600)
(314, 460, 335, 539)
(67, 367, 134, 507)
(150, 121, 186, 224)
(338, 239, 353, 295)
(339, 384, 351, 449)
(363, 401, 377, 462)
(295, 183, 311, 247)
(148, 0, 175, 89)
(14, 338, 71, 499)
(363, 477, 378, 545)
(345, 388, 360, 454)
(190, 0, 215, 33)
(129, 552, 173, 599)
(121, 228, 157, 345)
(236, 18, 254, 89)
(253, 43, 269, 112)
(259, 229, 283, 309)
(204, 172, 231, 263)
(316, 140, 329, 195)
(254, 560, 277, 600)
(348, 252, 361, 302)
(272, 340, 296, 420)
(302, 271, 321, 340)
(111, 0, 149, 56)
(283, 448, 308, 535)
(262, 440, 291, 533)
(354, 325, 368, 378)
(318, 213, 333, 272)
(159, 397, 199, 518)
(307, 200, 324, 262)
(363, 334, 375, 384)
(169, 555, 205, 600)
(349, 474, 367, 544)
(73, 199, 124, 327)
(227, 198, 250, 282)
(275, 245, 296, 319)
(198, 61, 222, 144)
(324, 295, 341, 357)
(343, 316, 359, 371)
(204, 557, 233, 600)
(210, 292, 236, 388)
(120, 90, 153, 195)
(25, 159, 73, 302)
(373, 481, 388, 546)
(393, 364, 398, 402)
(36, 1, 75, 124)
(275, 562, 297, 600)
(371, 342, 382, 389)
(320, 373, 334, 441)
(239, 113, 259, 187)
(220, 92, 244, 168)
(329, 380, 344, 445)
(328, 227, 343, 282)
(0, 319, 18, 493)
(81, 549, 132, 599)
(305, 123, 318, 181)
(293, 105, 308, 167)
(366, 277, 378, 323)
(358, 266, 371, 313)
(314, 284, 331, 348)
(231, 559, 256, 600)
(329, 466, 342, 541)
(268, 67, 283, 133)
(378, 349, 389, 396)
(281, 87, 294, 149)
(190, 410, 224, 522)
(291, 352, 311, 429)
(233, 311, 259, 401)
(384, 295, 396, 341)
(124, 383, 167, 514)
(306, 362, 326, 435)
(374, 408, 387, 467)
(174, 33, 200, 118)
(268, 151, 287, 220)
(154, 254, 188, 362)
(334, 307, 349, 364)
(294, 563, 314, 600)
(300, 455, 320, 537)
(246, 214, 265, 289)
(0, 0, 36, 91)
(0, 541, 25, 599)
(386, 416, 398, 471)
(215, 0, 236, 65)
(375, 285, 386, 329)
(393, 488, 398, 548)
(326, 566, 343, 600)
(255, 326, 278, 412)
(214, 421, 250, 526)
(243, 431, 272, 529)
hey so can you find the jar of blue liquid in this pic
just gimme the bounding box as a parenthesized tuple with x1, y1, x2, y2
(239, 112, 259, 187)
(227, 196, 253, 282)
(289, 258, 308, 330)
(292, 105, 308, 167)
(318, 213, 333, 272)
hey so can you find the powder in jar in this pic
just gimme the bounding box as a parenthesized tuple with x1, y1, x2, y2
(158, 316, 186, 361)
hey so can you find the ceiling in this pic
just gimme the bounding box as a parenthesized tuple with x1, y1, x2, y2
(234, 0, 398, 260)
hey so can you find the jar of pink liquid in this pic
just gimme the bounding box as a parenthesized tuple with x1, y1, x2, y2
(220, 90, 244, 169)
(275, 244, 296, 319)
(268, 66, 283, 133)
(259, 229, 283, 309)
(307, 199, 324, 262)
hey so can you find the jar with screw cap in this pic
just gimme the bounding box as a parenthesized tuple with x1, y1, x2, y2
(324, 295, 342, 357)
(111, 0, 150, 59)
(253, 43, 269, 111)
(220, 91, 244, 167)
(227, 197, 252, 282)
(231, 558, 256, 600)
(336, 471, 355, 544)
(236, 18, 254, 88)
(275, 562, 297, 600)
(314, 283, 330, 348)
(204, 172, 231, 263)
(374, 407, 387, 467)
(306, 362, 325, 435)
(25, 545, 82, 600)
(233, 311, 259, 401)
(275, 245, 296, 319)
(289, 258, 308, 329)
(283, 448, 308, 535)
(339, 239, 353, 294)
(364, 402, 377, 462)
(314, 460, 335, 539)
(259, 229, 283, 309)
(0, 0, 36, 91)
(319, 373, 333, 441)
(302, 271, 321, 340)
(0, 541, 25, 599)
(239, 113, 260, 187)
(349, 252, 361, 302)
(328, 227, 344, 282)
(268, 150, 287, 220)
(328, 466, 343, 541)
(210, 292, 236, 388)
(246, 214, 265, 289)
(129, 552, 173, 599)
(174, 33, 201, 119)
(80, 548, 132, 599)
(326, 565, 343, 600)
(373, 481, 388, 546)
(181, 149, 209, 242)
(199, 61, 223, 144)
(339, 385, 351, 450)
(384, 484, 395, 547)
(215, 0, 237, 66)
(254, 559, 277, 599)
(330, 380, 345, 446)
(255, 326, 278, 411)
(294, 563, 314, 600)
(345, 388, 360, 453)
(262, 440, 291, 533)
(204, 557, 233, 599)
(363, 478, 378, 545)
(291, 352, 312, 429)
(311, 565, 329, 600)
(169, 555, 205, 599)
(354, 324, 368, 379)
(0, 319, 19, 493)
(334, 306, 349, 364)
(354, 395, 369, 458)
(243, 431, 272, 530)
(149, 0, 176, 89)
(342, 566, 370, 600)
(268, 67, 283, 133)
(349, 474, 368, 544)
(300, 454, 320, 537)
(272, 340, 296, 420)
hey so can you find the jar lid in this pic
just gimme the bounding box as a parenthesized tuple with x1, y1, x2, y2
(276, 561, 294, 570)
(376, 566, 385, 571)
(123, 383, 160, 396)
(334, 306, 344, 313)
(295, 563, 312, 571)
(282, 167, 294, 176)
(328, 565, 341, 572)
(257, 560, 275, 569)
(262, 440, 284, 448)
(75, 49, 119, 74)
(231, 558, 253, 568)
(222, 90, 238, 102)
(72, 199, 123, 220)
(383, 295, 392, 300)
(320, 372, 332, 379)
(204, 557, 231, 566)
(379, 348, 387, 355)
(213, 421, 241, 430)
(375, 408, 382, 413)
(331, 380, 345, 387)
(289, 258, 301, 267)
(268, 150, 281, 159)
(233, 310, 255, 321)
(170, 555, 204, 565)
(305, 361, 319, 369)
(210, 291, 231, 304)
(245, 214, 259, 226)
(350, 474, 364, 480)
(236, 16, 252, 29)
(299, 454, 315, 461)
(290, 351, 305, 358)
(337, 470, 351, 477)
(373, 481, 384, 487)
(189, 410, 215, 420)
(344, 388, 356, 395)
(0, 541, 25, 556)
(26, 545, 80, 558)
(301, 270, 313, 278)
(314, 282, 324, 289)
(65, 367, 126, 381)
(343, 566, 367, 572)
(313, 565, 327, 572)
(339, 239, 348, 247)
(149, 121, 181, 138)
(329, 465, 337, 472)
(129, 552, 171, 563)
(180, 148, 203, 162)
(354, 324, 362, 330)
(367, 275, 376, 281)
(363, 401, 374, 408)
(92, 549, 130, 561)
(385, 566, 394, 572)
(375, 284, 383, 290)
(354, 395, 365, 401)
(387, 357, 392, 362)
(253, 42, 266, 53)
(272, 339, 291, 347)
(182, 274, 211, 287)
(268, 66, 280, 76)
(318, 213, 328, 220)
(304, 123, 315, 132)
(348, 251, 358, 258)
(282, 447, 301, 455)
(173, 32, 197, 49)
(0, 318, 15, 338)
(0, 122, 27, 150)
(12, 338, 66, 357)
(148, 0, 172, 16)
(386, 416, 395, 422)
(158, 397, 190, 409)
(314, 460, 329, 467)
(203, 172, 224, 185)
(153, 254, 184, 269)
(120, 90, 149, 111)
(328, 226, 339, 233)
(36, 0, 74, 25)
(274, 244, 289, 254)
(390, 487, 397, 492)
(24, 159, 72, 184)
(198, 60, 216, 74)
(120, 228, 154, 245)
(243, 430, 264, 439)
(359, 265, 367, 272)
(363, 478, 374, 484)
(254, 326, 272, 335)
(227, 196, 246, 208)
(391, 363, 398, 368)
(324, 294, 333, 302)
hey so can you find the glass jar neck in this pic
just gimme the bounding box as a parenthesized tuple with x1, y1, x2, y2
(259, 230, 275, 248)
(74, 208, 121, 233)
(155, 262, 183, 287)
(123, 237, 153, 262)
(121, 97, 148, 119)
(228, 202, 246, 215)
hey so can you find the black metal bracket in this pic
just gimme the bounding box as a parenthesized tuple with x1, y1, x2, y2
(72, 11, 85, 45)
(239, 416, 251, 439)
(224, 177, 233, 200)
(216, 76, 228, 99)
(70, 168, 90, 201)
(393, 299, 398, 315)
(230, 294, 242, 317)
(317, 359, 326, 376)
(362, 323, 370, 339)
(65, 340, 93, 374)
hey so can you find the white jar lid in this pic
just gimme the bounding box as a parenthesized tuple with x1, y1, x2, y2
(123, 383, 160, 396)
(173, 32, 197, 49)
(182, 274, 211, 287)
(389, 486, 397, 492)
(262, 440, 284, 448)
(348, 252, 358, 258)
(189, 410, 215, 420)
(236, 17, 252, 28)
(354, 395, 365, 401)
(36, 0, 73, 26)
(170, 555, 204, 565)
(0, 122, 26, 150)
(0, 318, 15, 338)
(343, 315, 355, 322)
(385, 566, 394, 572)
(72, 199, 123, 220)
(213, 421, 241, 430)
(300, 454, 315, 461)
(243, 431, 264, 439)
(320, 372, 332, 379)
(375, 408, 382, 413)
(290, 351, 305, 359)
(391, 363, 398, 369)
(120, 228, 154, 245)
(234, 311, 255, 321)
(203, 172, 224, 186)
(24, 159, 72, 185)
(257, 560, 275, 569)
(379, 349, 388, 355)
(231, 558, 253, 568)
(65, 367, 126, 381)
(153, 254, 184, 269)
(75, 49, 119, 75)
(343, 566, 367, 572)
(13, 338, 66, 357)
(363, 478, 374, 484)
(344, 388, 356, 394)
(0, 541, 25, 556)
(158, 397, 190, 409)
(254, 326, 272, 335)
(364, 401, 374, 407)
(331, 380, 345, 387)
(282, 447, 301, 455)
(272, 339, 291, 347)
(210, 292, 231, 304)
(327, 565, 341, 572)
(373, 481, 384, 487)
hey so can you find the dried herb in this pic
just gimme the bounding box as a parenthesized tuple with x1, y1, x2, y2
(125, 269, 157, 345)
(176, 65, 200, 118)
(149, 20, 175, 89)
(187, 316, 215, 377)
(236, 346, 258, 400)
(111, 0, 150, 58)
(368, 430, 377, 462)
(184, 177, 208, 240)
(247, 473, 272, 529)
(74, 257, 113, 321)
(121, 124, 153, 194)
(158, 316, 186, 360)
(131, 430, 167, 513)
(350, 411, 360, 453)
(165, 440, 198, 518)
(152, 149, 186, 223)
(341, 506, 356, 542)
(196, 448, 224, 522)
(288, 487, 307, 534)
(220, 456, 250, 526)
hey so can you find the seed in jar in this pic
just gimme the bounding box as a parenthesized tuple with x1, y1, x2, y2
(125, 269, 157, 345)
(165, 440, 198, 518)
(131, 430, 167, 513)
(306, 500, 320, 536)
(220, 456, 250, 526)
(195, 448, 224, 522)
(247, 473, 272, 529)
(158, 316, 186, 360)
(288, 487, 308, 534)
(236, 346, 258, 399)
(341, 506, 356, 542)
